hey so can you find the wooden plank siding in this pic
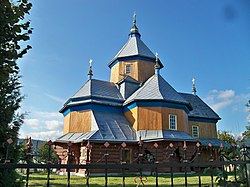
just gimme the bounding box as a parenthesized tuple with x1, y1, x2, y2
(63, 110, 92, 134)
(110, 60, 155, 83)
(125, 106, 189, 133)
(189, 121, 217, 139)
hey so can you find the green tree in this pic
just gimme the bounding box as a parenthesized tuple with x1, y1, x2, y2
(0, 0, 32, 186)
(37, 142, 58, 164)
(218, 130, 237, 144)
(241, 100, 250, 141)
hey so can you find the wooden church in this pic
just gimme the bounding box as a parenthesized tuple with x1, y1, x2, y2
(54, 15, 225, 174)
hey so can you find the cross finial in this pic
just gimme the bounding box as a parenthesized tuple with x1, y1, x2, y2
(192, 77, 197, 95)
(88, 58, 93, 79)
(156, 52, 159, 60)
(154, 52, 161, 74)
(133, 12, 136, 24)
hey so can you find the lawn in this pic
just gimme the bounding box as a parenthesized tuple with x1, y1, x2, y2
(22, 172, 223, 187)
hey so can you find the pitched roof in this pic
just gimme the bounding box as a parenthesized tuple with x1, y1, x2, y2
(72, 79, 123, 100)
(61, 79, 124, 110)
(198, 138, 231, 147)
(108, 36, 163, 67)
(114, 36, 155, 59)
(124, 74, 190, 107)
(179, 93, 220, 120)
(117, 76, 140, 85)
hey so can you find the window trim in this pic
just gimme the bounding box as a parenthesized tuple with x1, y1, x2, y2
(169, 114, 177, 130)
(125, 64, 132, 74)
(192, 125, 199, 138)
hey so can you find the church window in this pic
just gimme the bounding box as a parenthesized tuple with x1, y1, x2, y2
(192, 126, 199, 138)
(169, 114, 177, 130)
(125, 64, 131, 74)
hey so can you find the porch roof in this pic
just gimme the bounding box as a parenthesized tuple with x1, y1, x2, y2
(137, 130, 196, 142)
(198, 138, 231, 147)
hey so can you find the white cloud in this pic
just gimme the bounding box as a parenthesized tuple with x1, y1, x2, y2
(217, 90, 235, 100)
(45, 120, 63, 130)
(21, 110, 64, 140)
(204, 89, 235, 112)
(23, 119, 40, 130)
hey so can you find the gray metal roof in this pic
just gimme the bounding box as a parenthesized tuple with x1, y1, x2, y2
(111, 36, 155, 61)
(198, 138, 231, 147)
(179, 93, 221, 120)
(60, 79, 124, 110)
(137, 130, 195, 142)
(90, 111, 137, 141)
(55, 132, 97, 143)
(72, 79, 124, 100)
(124, 74, 190, 106)
(117, 76, 140, 85)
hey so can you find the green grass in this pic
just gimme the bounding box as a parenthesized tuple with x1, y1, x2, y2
(22, 172, 222, 187)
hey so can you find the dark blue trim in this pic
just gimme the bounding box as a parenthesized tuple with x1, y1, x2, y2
(189, 117, 218, 123)
(71, 96, 123, 104)
(63, 103, 123, 117)
(123, 101, 190, 113)
(130, 33, 141, 38)
(109, 56, 157, 68)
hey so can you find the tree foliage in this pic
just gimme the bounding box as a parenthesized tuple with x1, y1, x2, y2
(0, 0, 32, 186)
(37, 142, 58, 164)
(218, 130, 237, 144)
(241, 100, 250, 141)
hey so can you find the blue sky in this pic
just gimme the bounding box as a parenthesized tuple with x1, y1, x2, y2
(18, 0, 250, 140)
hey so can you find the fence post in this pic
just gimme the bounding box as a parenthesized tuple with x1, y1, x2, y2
(154, 143, 159, 187)
(242, 144, 250, 186)
(195, 142, 202, 187)
(183, 141, 188, 187)
(4, 138, 13, 163)
(138, 137, 143, 179)
(67, 141, 72, 187)
(208, 143, 214, 187)
(47, 140, 53, 187)
(26, 137, 33, 187)
(167, 142, 175, 187)
(219, 142, 226, 186)
(104, 142, 110, 187)
(121, 142, 127, 187)
(86, 141, 91, 187)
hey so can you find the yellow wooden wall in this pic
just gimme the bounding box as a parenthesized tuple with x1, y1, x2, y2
(125, 106, 189, 133)
(189, 121, 217, 138)
(110, 60, 155, 83)
(63, 110, 92, 134)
